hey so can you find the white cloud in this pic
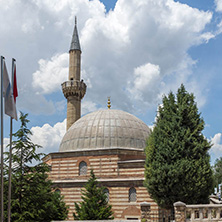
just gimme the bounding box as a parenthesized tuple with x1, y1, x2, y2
(216, 20, 222, 35)
(210, 133, 222, 154)
(55, 100, 66, 113)
(0, 0, 216, 117)
(0, 0, 107, 115)
(82, 100, 98, 115)
(1, 138, 10, 151)
(209, 133, 222, 164)
(31, 119, 66, 153)
(133, 63, 161, 93)
(128, 63, 162, 105)
(215, 0, 222, 12)
(30, 0, 214, 115)
(76, 0, 214, 112)
(32, 53, 69, 94)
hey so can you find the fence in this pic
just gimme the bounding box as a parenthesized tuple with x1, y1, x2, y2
(174, 201, 222, 222)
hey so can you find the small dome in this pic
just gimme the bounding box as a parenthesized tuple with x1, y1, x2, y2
(59, 109, 151, 152)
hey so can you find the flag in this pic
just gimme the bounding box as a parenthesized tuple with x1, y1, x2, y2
(3, 61, 17, 120)
(13, 63, 18, 102)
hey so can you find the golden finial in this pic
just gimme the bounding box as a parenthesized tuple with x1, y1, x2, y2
(107, 97, 111, 109)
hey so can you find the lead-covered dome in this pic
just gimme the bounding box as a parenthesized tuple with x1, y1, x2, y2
(59, 109, 151, 152)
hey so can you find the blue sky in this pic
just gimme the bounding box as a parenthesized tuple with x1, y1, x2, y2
(1, 0, 222, 164)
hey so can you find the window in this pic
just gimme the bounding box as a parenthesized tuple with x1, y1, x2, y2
(129, 187, 136, 202)
(104, 188, 109, 202)
(79, 161, 87, 175)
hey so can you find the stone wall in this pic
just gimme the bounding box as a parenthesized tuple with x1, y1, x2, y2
(59, 184, 153, 220)
(44, 149, 158, 221)
(174, 201, 222, 222)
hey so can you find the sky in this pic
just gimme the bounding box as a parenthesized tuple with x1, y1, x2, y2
(1, 0, 222, 164)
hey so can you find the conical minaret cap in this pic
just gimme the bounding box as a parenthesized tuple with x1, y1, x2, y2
(70, 17, 81, 52)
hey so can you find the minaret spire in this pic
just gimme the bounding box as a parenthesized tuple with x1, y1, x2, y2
(70, 16, 81, 52)
(62, 17, 87, 130)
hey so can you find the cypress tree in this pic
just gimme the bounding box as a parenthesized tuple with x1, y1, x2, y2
(73, 170, 113, 220)
(144, 84, 213, 209)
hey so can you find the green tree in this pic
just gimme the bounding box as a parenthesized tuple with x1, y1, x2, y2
(213, 157, 222, 192)
(73, 170, 113, 220)
(144, 84, 213, 209)
(3, 112, 68, 222)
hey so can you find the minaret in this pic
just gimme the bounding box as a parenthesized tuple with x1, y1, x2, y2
(62, 17, 87, 130)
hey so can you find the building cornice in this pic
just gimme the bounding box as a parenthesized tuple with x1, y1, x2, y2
(54, 177, 145, 183)
(52, 177, 145, 187)
(43, 147, 145, 161)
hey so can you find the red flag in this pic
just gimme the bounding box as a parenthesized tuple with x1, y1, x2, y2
(13, 64, 18, 102)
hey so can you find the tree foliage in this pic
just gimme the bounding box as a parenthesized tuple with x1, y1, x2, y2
(213, 157, 222, 191)
(73, 170, 113, 220)
(3, 112, 68, 222)
(144, 84, 213, 209)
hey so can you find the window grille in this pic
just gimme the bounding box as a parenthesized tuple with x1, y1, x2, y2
(79, 161, 87, 175)
(129, 187, 136, 202)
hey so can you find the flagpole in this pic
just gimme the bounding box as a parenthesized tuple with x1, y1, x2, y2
(7, 58, 15, 222)
(1, 56, 5, 222)
(7, 117, 12, 222)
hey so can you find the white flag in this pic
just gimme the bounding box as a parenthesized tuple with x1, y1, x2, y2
(3, 61, 17, 120)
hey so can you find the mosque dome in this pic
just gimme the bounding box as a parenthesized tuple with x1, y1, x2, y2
(59, 109, 151, 152)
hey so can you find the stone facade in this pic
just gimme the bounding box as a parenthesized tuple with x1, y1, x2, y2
(44, 149, 158, 220)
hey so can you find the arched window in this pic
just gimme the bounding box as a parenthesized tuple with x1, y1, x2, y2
(129, 187, 136, 202)
(79, 161, 87, 175)
(104, 188, 109, 202)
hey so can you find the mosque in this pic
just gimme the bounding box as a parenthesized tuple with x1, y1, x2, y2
(43, 18, 158, 221)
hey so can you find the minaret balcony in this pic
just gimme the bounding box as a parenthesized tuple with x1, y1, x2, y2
(62, 80, 86, 99)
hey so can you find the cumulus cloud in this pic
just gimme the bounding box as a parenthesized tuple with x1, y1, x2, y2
(128, 63, 162, 106)
(0, 0, 107, 115)
(0, 0, 217, 118)
(209, 133, 222, 164)
(82, 100, 98, 115)
(31, 119, 66, 154)
(31, 0, 214, 115)
(0, 138, 10, 152)
(215, 0, 222, 12)
(32, 53, 69, 94)
(3, 121, 66, 158)
(210, 133, 222, 154)
(132, 63, 161, 94)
